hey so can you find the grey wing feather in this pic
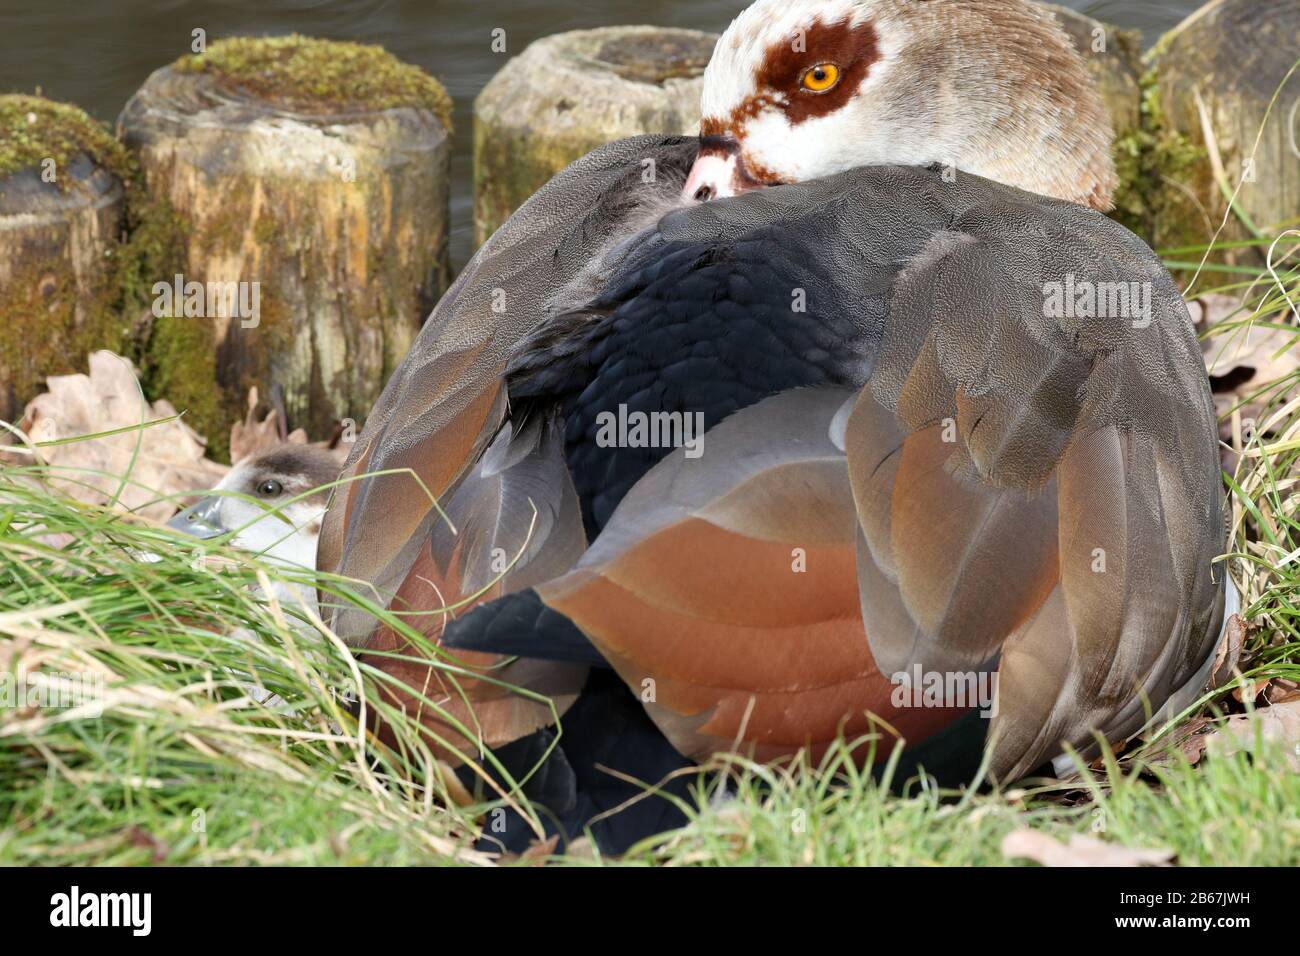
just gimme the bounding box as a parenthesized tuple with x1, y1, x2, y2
(816, 166, 1225, 780)
(320, 135, 698, 640)
(660, 164, 1226, 777)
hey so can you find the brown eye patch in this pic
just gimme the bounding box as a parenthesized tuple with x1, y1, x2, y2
(757, 19, 880, 125)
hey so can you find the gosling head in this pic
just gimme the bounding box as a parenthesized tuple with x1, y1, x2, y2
(683, 0, 1116, 209)
(168, 445, 341, 570)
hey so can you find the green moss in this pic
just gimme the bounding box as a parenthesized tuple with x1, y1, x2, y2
(142, 284, 298, 465)
(110, 191, 235, 461)
(173, 35, 453, 132)
(139, 316, 228, 463)
(1108, 68, 1205, 242)
(196, 202, 248, 259)
(0, 96, 141, 420)
(0, 94, 134, 187)
(0, 261, 128, 416)
(473, 115, 608, 245)
(115, 193, 191, 321)
(252, 213, 279, 247)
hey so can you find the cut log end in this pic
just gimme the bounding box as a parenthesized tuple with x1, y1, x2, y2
(172, 34, 454, 130)
(473, 25, 718, 246)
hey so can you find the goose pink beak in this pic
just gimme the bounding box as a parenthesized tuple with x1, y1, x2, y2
(683, 153, 743, 203)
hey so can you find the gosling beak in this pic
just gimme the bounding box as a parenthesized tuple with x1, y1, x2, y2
(168, 496, 226, 540)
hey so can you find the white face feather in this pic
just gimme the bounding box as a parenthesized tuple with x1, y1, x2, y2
(694, 0, 922, 189)
(699, 0, 861, 119)
(686, 0, 1116, 209)
(209, 463, 325, 570)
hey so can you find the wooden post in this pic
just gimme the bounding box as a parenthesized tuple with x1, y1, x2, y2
(0, 95, 130, 423)
(1150, 0, 1300, 262)
(473, 26, 717, 246)
(118, 36, 453, 449)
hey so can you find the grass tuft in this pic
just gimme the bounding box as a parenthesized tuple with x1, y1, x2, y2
(0, 453, 551, 865)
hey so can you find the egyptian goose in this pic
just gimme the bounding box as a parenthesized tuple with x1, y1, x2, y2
(169, 444, 338, 574)
(319, 0, 1230, 847)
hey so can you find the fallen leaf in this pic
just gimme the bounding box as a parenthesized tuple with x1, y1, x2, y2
(8, 351, 227, 520)
(1001, 830, 1174, 867)
(564, 836, 598, 861)
(1188, 293, 1249, 335)
(229, 386, 285, 465)
(498, 834, 560, 866)
(1267, 680, 1300, 705)
(1210, 615, 1248, 690)
(1233, 678, 1272, 705)
(1207, 700, 1300, 771)
(1201, 303, 1300, 469)
(1154, 715, 1214, 769)
(1203, 321, 1300, 400)
(522, 834, 560, 859)
(228, 387, 346, 465)
(1177, 720, 1213, 767)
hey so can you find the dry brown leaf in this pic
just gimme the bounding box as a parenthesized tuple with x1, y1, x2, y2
(229, 386, 345, 465)
(564, 836, 598, 861)
(1001, 830, 1174, 867)
(125, 825, 170, 863)
(1188, 293, 1247, 333)
(1176, 719, 1214, 768)
(1207, 700, 1300, 771)
(1143, 715, 1214, 769)
(1204, 321, 1300, 399)
(10, 350, 226, 520)
(1210, 615, 1248, 690)
(1233, 678, 1272, 705)
(1200, 299, 1300, 468)
(1267, 680, 1300, 705)
(496, 834, 560, 866)
(230, 387, 281, 464)
(520, 834, 560, 861)
(228, 386, 313, 464)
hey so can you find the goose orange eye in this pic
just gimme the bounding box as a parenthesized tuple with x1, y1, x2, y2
(801, 63, 840, 93)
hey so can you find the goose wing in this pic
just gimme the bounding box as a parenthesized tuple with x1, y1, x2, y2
(324, 140, 1226, 780)
(522, 164, 1227, 779)
(318, 137, 699, 759)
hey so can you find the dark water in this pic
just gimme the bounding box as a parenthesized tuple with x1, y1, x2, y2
(0, 0, 1202, 266)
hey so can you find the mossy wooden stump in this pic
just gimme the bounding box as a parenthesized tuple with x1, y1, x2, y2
(118, 36, 453, 443)
(0, 96, 130, 423)
(474, 26, 717, 245)
(1150, 0, 1300, 261)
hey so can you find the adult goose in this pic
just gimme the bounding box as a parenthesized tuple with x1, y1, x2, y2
(319, 0, 1230, 840)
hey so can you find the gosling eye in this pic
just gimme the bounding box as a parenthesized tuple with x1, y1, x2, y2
(256, 479, 284, 498)
(800, 63, 841, 93)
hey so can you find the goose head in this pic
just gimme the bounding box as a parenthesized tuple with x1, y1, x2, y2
(684, 0, 1116, 209)
(168, 445, 341, 570)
